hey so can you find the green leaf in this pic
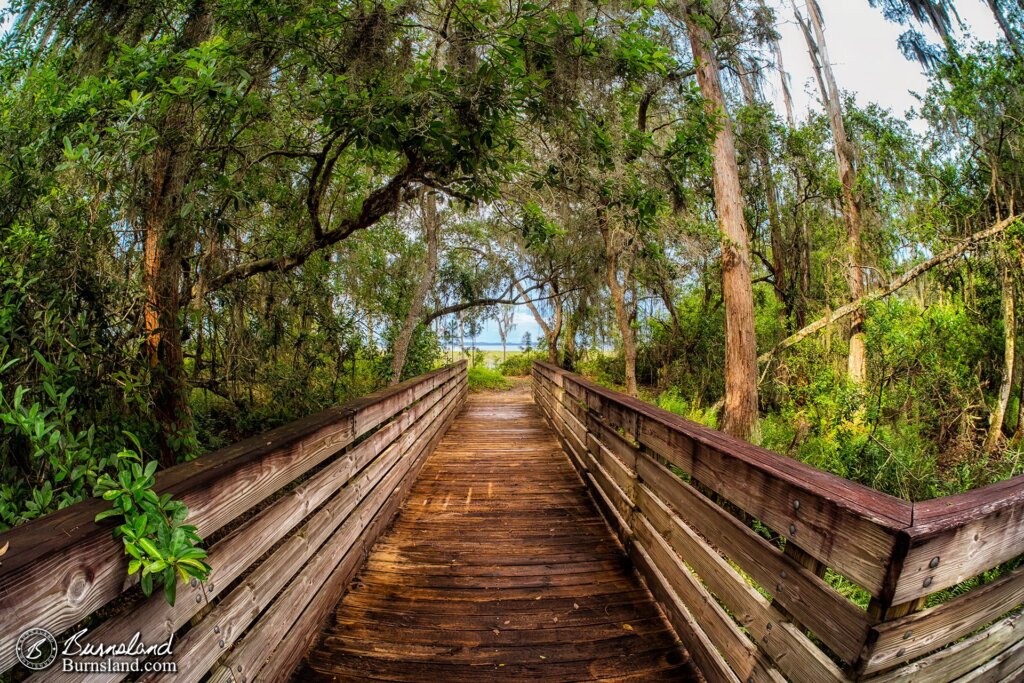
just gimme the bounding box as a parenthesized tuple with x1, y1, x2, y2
(94, 508, 120, 522)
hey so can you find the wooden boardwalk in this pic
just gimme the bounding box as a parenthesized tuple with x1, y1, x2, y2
(296, 382, 698, 681)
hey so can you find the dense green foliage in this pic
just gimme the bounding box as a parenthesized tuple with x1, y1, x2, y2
(468, 365, 513, 391)
(1, 0, 1023, 615)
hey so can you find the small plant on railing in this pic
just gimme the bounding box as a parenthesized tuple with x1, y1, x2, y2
(94, 438, 210, 606)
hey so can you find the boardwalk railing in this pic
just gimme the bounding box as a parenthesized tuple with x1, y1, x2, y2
(533, 361, 1024, 682)
(0, 361, 467, 681)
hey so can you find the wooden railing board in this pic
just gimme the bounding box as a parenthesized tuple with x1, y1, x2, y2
(636, 484, 847, 683)
(955, 636, 1024, 683)
(200, 385, 464, 683)
(536, 364, 911, 525)
(534, 363, 909, 599)
(865, 559, 1024, 673)
(265, 379, 465, 683)
(28, 371, 464, 683)
(634, 453, 869, 665)
(137, 381, 451, 683)
(578, 438, 635, 530)
(628, 539, 741, 683)
(553, 371, 872, 664)
(686, 439, 898, 597)
(584, 412, 639, 470)
(866, 610, 1024, 682)
(535, 361, 1024, 682)
(208, 381, 464, 683)
(633, 513, 783, 683)
(0, 362, 467, 678)
(893, 478, 1024, 604)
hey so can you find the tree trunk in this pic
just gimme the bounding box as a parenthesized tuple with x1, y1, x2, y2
(986, 266, 1016, 452)
(549, 283, 563, 365)
(987, 0, 1023, 56)
(516, 281, 561, 365)
(685, 8, 759, 439)
(599, 212, 639, 397)
(798, 1, 868, 385)
(736, 62, 794, 328)
(1016, 326, 1024, 444)
(389, 191, 440, 384)
(562, 292, 587, 372)
(144, 3, 212, 467)
(772, 32, 796, 127)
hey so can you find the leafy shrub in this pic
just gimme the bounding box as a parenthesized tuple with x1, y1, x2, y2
(497, 350, 546, 376)
(577, 353, 625, 388)
(94, 441, 210, 606)
(655, 387, 718, 428)
(468, 365, 512, 391)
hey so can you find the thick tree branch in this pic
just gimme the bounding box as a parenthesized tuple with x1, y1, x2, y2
(199, 162, 419, 296)
(420, 281, 564, 326)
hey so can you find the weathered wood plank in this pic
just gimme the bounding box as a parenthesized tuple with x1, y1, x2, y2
(867, 565, 1024, 673)
(296, 384, 697, 682)
(894, 476, 1024, 604)
(635, 451, 870, 663)
(0, 361, 465, 673)
(867, 610, 1024, 683)
(954, 634, 1024, 683)
(633, 514, 783, 683)
(534, 362, 911, 597)
(137, 393, 435, 683)
(628, 538, 740, 683)
(29, 372, 464, 683)
(209, 382, 460, 683)
(636, 484, 847, 683)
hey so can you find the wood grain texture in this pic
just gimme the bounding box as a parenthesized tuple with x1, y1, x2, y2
(537, 367, 870, 665)
(0, 362, 465, 674)
(866, 565, 1024, 673)
(534, 362, 909, 597)
(635, 452, 870, 665)
(894, 476, 1024, 604)
(28, 372, 465, 683)
(295, 383, 698, 682)
(208, 380, 465, 683)
(866, 610, 1024, 682)
(635, 483, 847, 683)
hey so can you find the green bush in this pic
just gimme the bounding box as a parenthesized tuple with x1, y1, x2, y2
(655, 387, 718, 428)
(468, 365, 512, 391)
(577, 353, 625, 388)
(497, 351, 546, 376)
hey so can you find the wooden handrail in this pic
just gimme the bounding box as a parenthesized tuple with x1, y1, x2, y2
(0, 361, 468, 678)
(532, 361, 1024, 682)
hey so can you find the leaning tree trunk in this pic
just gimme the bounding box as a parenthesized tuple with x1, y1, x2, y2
(987, 0, 1023, 57)
(736, 62, 794, 328)
(798, 0, 868, 385)
(144, 2, 212, 467)
(986, 265, 1016, 452)
(389, 191, 441, 384)
(684, 8, 759, 439)
(516, 280, 561, 365)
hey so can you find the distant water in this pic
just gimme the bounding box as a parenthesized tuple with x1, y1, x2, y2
(446, 341, 530, 351)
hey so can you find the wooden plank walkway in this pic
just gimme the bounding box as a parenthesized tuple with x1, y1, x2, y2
(295, 381, 699, 681)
